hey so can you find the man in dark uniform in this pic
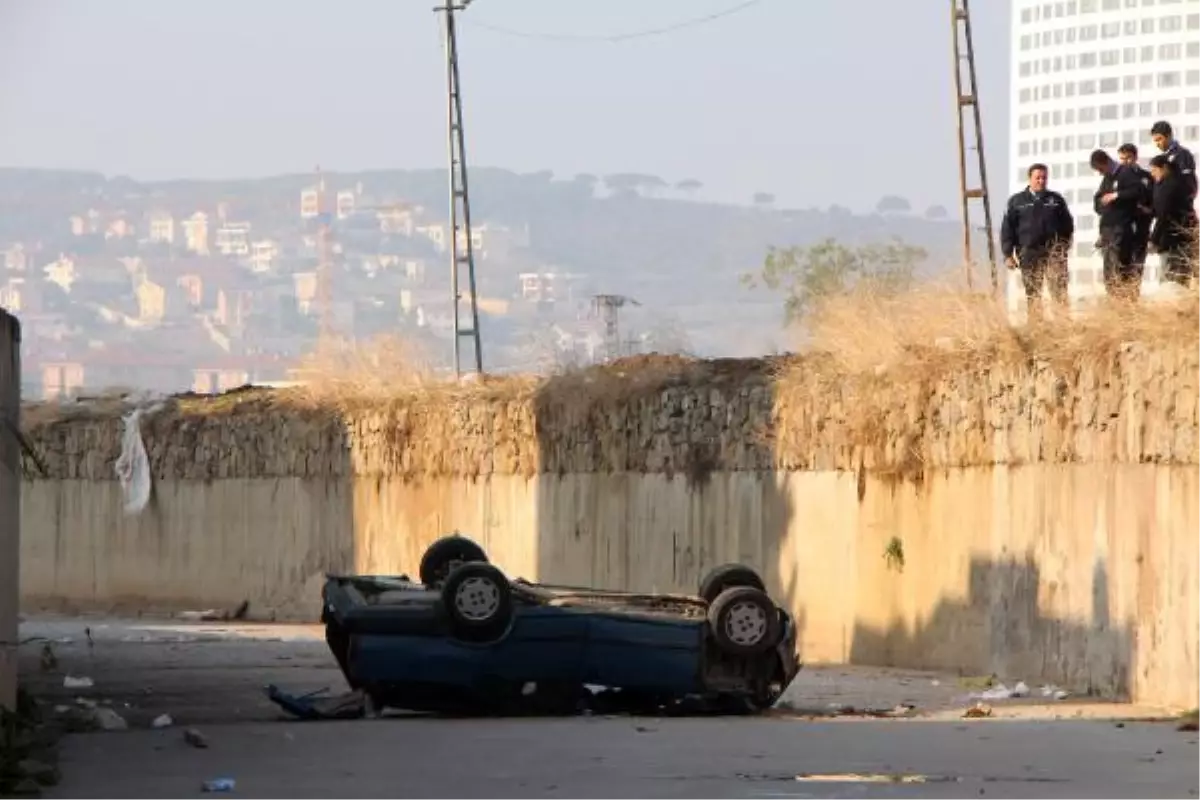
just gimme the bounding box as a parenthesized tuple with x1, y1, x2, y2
(1117, 143, 1155, 272)
(1150, 121, 1198, 201)
(1090, 149, 1145, 301)
(1149, 154, 1200, 288)
(1000, 163, 1075, 320)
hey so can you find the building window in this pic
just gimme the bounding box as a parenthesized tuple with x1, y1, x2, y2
(1188, 42, 1200, 58)
(1122, 75, 1136, 90)
(1122, 102, 1137, 117)
(1080, 79, 1097, 94)
(1100, 77, 1119, 93)
(1078, 215, 1096, 231)
(1063, 163, 1076, 178)
(1187, 69, 1200, 84)
(1158, 71, 1182, 87)
(1157, 98, 1181, 114)
(1020, 61, 1032, 77)
(1139, 100, 1153, 115)
(1141, 17, 1155, 32)
(1082, 0, 1098, 9)
(1101, 49, 1120, 66)
(1053, 109, 1063, 124)
(1102, 0, 1120, 8)
(1124, 46, 1138, 63)
(1080, 52, 1098, 68)
(1100, 131, 1120, 146)
(1080, 23, 1098, 39)
(1141, 45, 1154, 60)
(1160, 15, 1182, 31)
(1022, 7, 1033, 22)
(1019, 88, 1032, 103)
(1139, 73, 1154, 89)
(1077, 188, 1092, 203)
(1188, 13, 1199, 29)
(1184, 126, 1200, 142)
(1099, 104, 1119, 120)
(1019, 142, 1031, 157)
(1121, 129, 1136, 144)
(1021, 34, 1032, 50)
(1078, 132, 1097, 148)
(1123, 19, 1138, 33)
(1101, 21, 1121, 36)
(1066, 108, 1077, 123)
(1159, 43, 1182, 59)
(1185, 97, 1200, 113)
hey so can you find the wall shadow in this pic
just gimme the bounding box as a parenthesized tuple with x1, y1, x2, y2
(529, 356, 803, 652)
(848, 554, 1135, 699)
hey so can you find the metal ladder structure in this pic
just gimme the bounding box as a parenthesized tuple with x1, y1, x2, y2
(951, 0, 998, 295)
(439, 0, 483, 377)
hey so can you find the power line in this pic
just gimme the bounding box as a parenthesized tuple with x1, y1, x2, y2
(464, 0, 766, 43)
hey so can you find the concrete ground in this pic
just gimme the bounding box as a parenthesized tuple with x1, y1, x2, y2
(15, 616, 1199, 798)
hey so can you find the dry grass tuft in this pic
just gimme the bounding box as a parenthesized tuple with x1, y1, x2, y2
(801, 279, 1199, 380)
(288, 334, 439, 404)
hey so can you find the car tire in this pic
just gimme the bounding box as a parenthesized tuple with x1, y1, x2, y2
(707, 586, 781, 657)
(419, 535, 489, 586)
(698, 564, 766, 604)
(441, 562, 513, 642)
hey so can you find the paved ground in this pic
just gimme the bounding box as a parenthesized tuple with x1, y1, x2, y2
(15, 616, 1199, 798)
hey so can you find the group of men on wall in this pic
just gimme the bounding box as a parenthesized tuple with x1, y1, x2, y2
(1000, 119, 1198, 319)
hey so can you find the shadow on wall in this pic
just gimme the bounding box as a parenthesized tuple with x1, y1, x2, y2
(528, 357, 803, 655)
(849, 554, 1134, 699)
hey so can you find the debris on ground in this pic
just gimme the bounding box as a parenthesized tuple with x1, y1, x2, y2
(178, 601, 250, 623)
(1040, 685, 1070, 700)
(184, 728, 210, 749)
(266, 685, 367, 721)
(822, 703, 919, 719)
(151, 714, 173, 729)
(963, 703, 993, 719)
(201, 778, 236, 793)
(90, 708, 128, 731)
(1178, 709, 1199, 732)
(61, 676, 93, 689)
(39, 645, 56, 673)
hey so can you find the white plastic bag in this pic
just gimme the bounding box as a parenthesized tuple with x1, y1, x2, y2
(114, 408, 151, 514)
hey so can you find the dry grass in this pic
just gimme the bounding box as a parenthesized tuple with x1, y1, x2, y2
(288, 334, 438, 404)
(800, 279, 1199, 380)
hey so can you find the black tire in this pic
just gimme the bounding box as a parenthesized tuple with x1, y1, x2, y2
(698, 564, 766, 604)
(440, 562, 513, 642)
(707, 586, 781, 657)
(419, 535, 489, 586)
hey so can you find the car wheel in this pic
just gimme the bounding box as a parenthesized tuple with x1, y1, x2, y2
(698, 564, 766, 604)
(441, 562, 513, 641)
(707, 586, 781, 657)
(419, 534, 489, 586)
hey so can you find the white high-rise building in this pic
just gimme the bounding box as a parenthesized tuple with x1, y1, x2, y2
(1007, 0, 1200, 316)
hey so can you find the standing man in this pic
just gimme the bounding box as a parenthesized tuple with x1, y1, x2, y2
(1117, 143, 1155, 272)
(1150, 121, 1198, 200)
(1000, 163, 1075, 320)
(1091, 149, 1145, 301)
(1148, 154, 1200, 287)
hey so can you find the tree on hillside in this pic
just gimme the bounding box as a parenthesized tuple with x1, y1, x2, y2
(752, 191, 776, 209)
(675, 178, 703, 197)
(924, 204, 949, 220)
(740, 237, 927, 326)
(876, 195, 912, 215)
(604, 173, 669, 196)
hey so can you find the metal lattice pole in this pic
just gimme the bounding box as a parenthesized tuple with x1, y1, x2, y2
(439, 1, 483, 376)
(952, 0, 998, 295)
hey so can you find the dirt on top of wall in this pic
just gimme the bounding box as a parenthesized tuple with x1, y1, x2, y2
(18, 293, 1200, 480)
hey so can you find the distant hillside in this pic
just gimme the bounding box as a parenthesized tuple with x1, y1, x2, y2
(0, 166, 977, 357)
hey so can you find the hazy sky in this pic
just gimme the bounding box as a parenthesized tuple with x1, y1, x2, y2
(0, 0, 1010, 212)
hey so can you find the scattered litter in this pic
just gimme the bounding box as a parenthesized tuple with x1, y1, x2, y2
(40, 644, 57, 672)
(963, 702, 993, 719)
(974, 683, 1015, 701)
(201, 778, 236, 793)
(824, 703, 919, 719)
(63, 675, 93, 689)
(92, 707, 128, 731)
(53, 705, 69, 714)
(521, 682, 537, 696)
(152, 714, 174, 729)
(1040, 685, 1070, 701)
(795, 773, 955, 784)
(266, 685, 367, 720)
(930, 679, 941, 687)
(184, 728, 210, 749)
(1012, 681, 1030, 698)
(179, 601, 251, 623)
(75, 698, 96, 709)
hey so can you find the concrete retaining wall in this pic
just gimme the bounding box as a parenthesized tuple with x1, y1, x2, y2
(17, 343, 1200, 709)
(1, 311, 20, 711)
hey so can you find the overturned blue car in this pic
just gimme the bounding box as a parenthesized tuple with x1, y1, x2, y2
(315, 535, 802, 716)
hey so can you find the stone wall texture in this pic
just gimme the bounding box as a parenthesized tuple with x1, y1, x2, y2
(16, 342, 1200, 710)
